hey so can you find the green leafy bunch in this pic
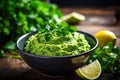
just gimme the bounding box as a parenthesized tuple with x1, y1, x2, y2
(40, 21, 77, 35)
(39, 21, 78, 41)
(0, 0, 62, 50)
(89, 42, 120, 74)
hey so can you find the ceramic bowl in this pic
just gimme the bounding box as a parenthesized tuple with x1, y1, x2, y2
(16, 31, 98, 76)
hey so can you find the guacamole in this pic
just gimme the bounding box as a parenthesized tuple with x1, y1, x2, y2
(24, 32, 90, 56)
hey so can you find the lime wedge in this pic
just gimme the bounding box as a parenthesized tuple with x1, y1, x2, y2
(75, 60, 101, 80)
(61, 12, 85, 24)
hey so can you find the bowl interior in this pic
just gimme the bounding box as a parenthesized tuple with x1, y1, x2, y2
(17, 31, 98, 57)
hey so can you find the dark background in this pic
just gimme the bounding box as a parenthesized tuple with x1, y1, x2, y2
(50, 0, 120, 22)
(50, 0, 119, 8)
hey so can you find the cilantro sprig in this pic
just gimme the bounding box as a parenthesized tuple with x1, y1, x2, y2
(39, 21, 78, 41)
(89, 42, 120, 74)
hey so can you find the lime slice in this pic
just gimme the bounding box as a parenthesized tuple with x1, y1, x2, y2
(75, 60, 101, 80)
(61, 12, 85, 24)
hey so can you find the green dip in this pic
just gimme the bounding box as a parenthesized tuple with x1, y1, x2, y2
(24, 32, 90, 56)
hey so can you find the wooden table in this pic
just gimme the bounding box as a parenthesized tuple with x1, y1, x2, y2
(0, 7, 120, 80)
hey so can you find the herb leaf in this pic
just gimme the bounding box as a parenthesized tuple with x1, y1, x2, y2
(0, 0, 62, 51)
(89, 42, 120, 74)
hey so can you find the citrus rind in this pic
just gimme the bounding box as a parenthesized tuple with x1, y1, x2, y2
(76, 60, 101, 80)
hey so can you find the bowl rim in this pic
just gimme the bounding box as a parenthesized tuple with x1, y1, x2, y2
(16, 31, 98, 59)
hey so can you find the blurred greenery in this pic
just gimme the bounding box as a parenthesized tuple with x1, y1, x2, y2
(0, 0, 62, 53)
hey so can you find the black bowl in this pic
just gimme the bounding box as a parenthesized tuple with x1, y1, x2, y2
(16, 31, 98, 76)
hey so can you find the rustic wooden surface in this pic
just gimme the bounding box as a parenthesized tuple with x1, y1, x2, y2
(0, 58, 120, 80)
(0, 7, 120, 80)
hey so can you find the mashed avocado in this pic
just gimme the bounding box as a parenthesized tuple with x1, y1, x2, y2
(24, 32, 90, 56)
